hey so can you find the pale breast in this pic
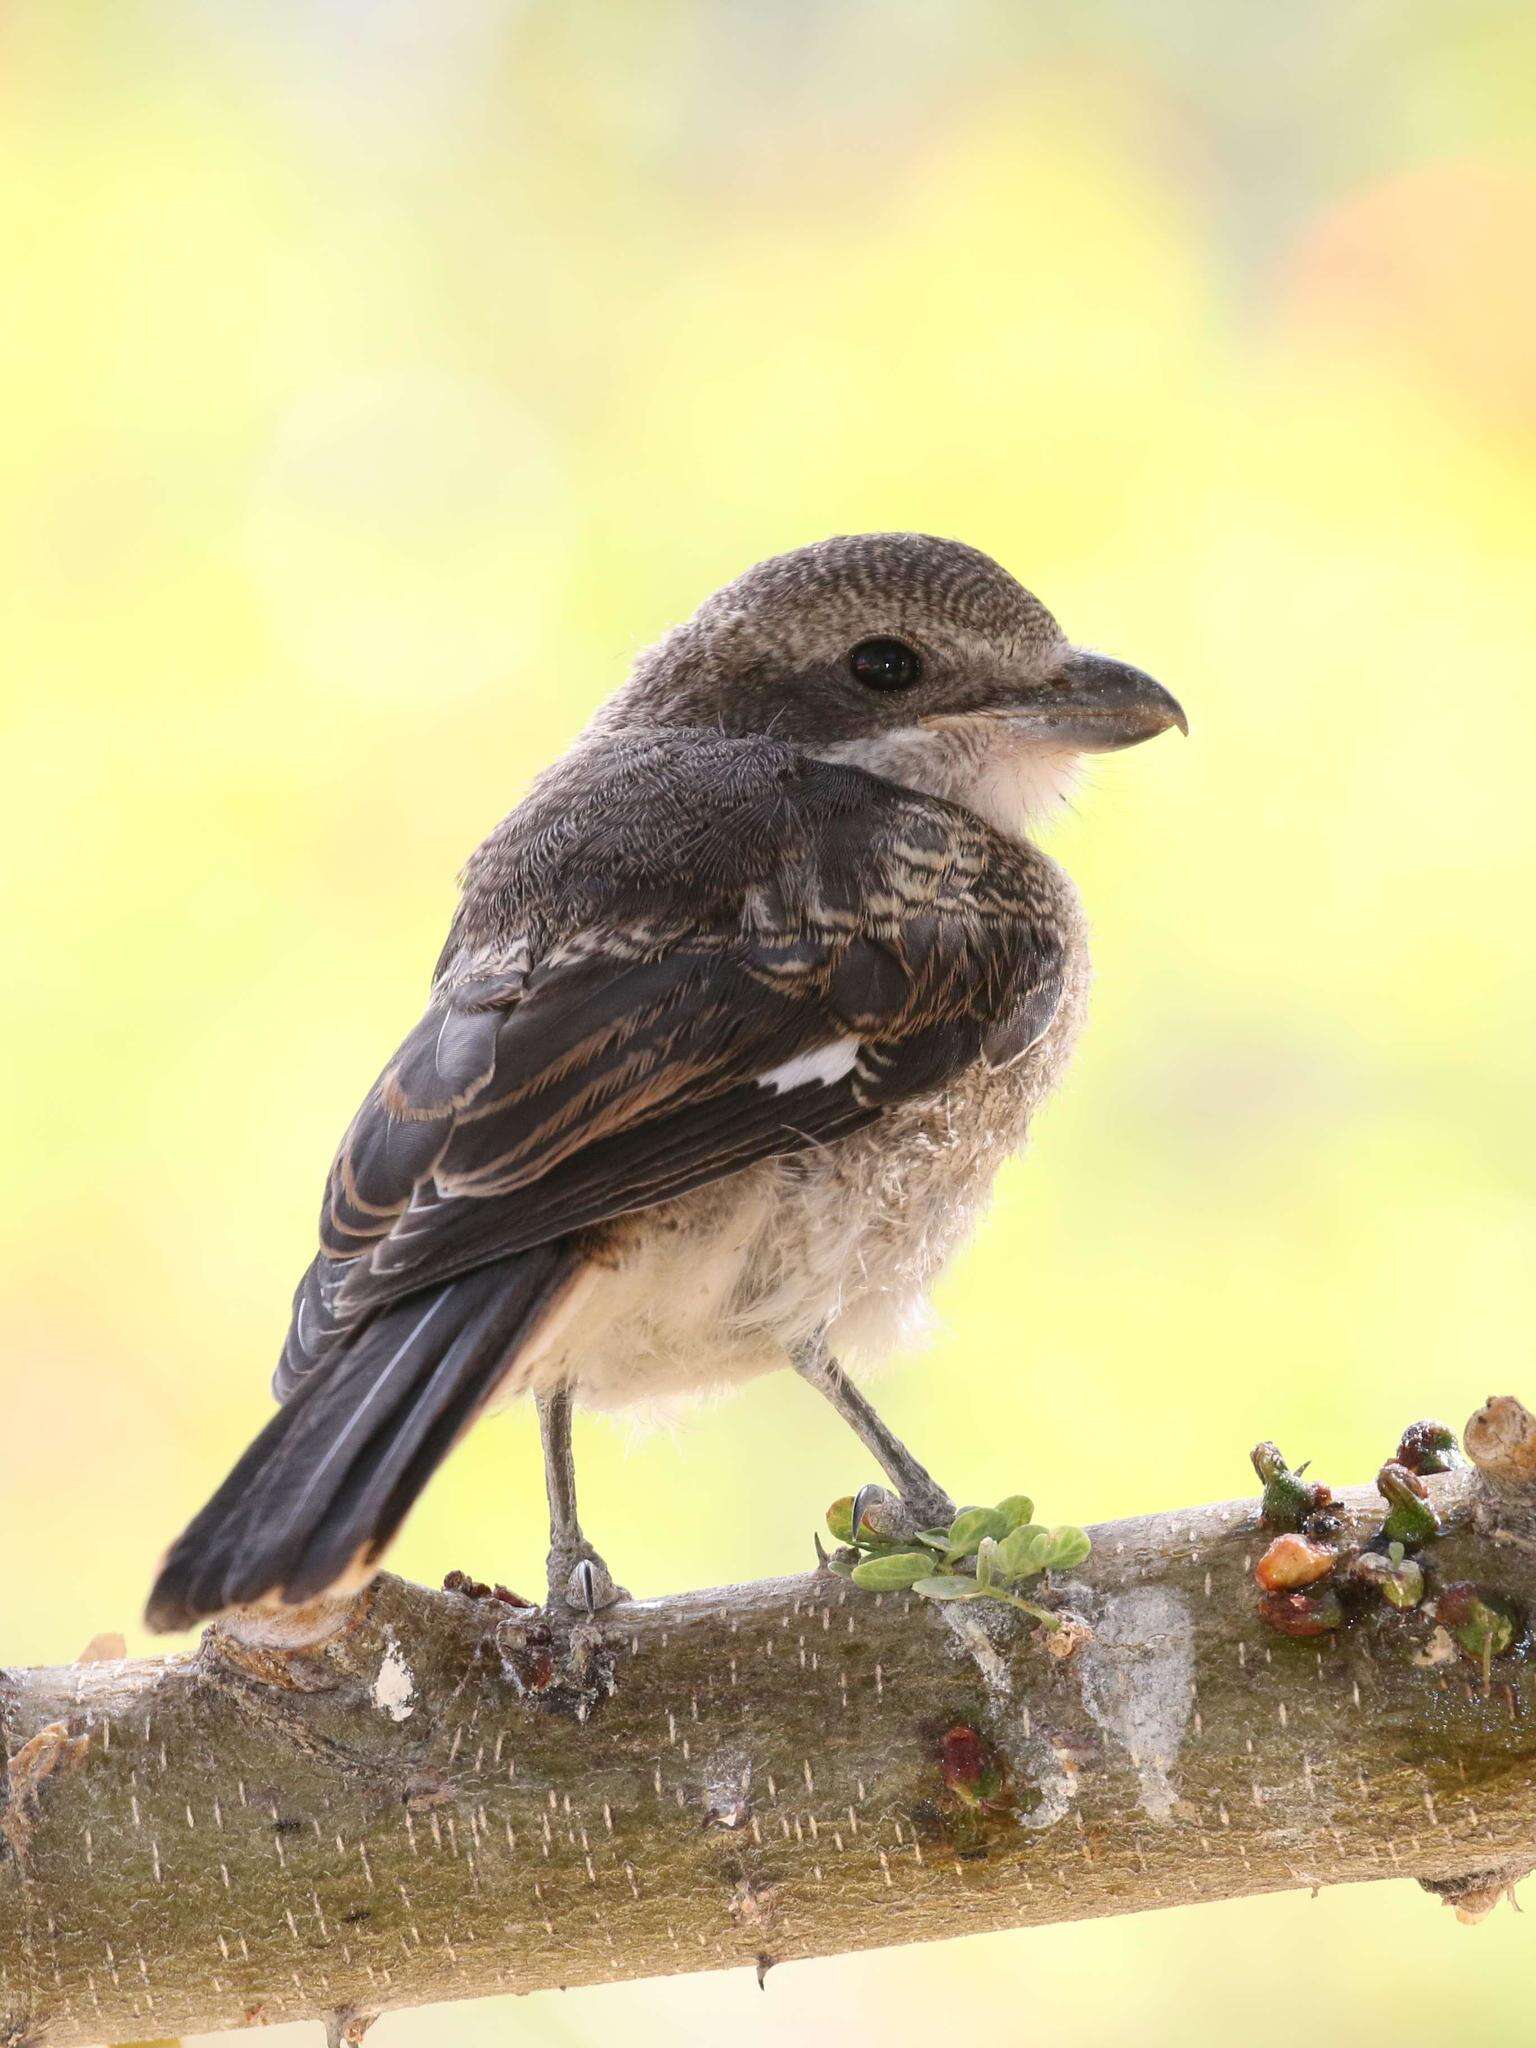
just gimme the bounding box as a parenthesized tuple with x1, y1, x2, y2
(527, 873, 1092, 1414)
(756, 896, 1092, 1366)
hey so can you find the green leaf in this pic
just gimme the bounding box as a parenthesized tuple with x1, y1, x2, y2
(994, 1523, 1053, 1581)
(943, 1507, 1007, 1562)
(826, 1497, 856, 1545)
(915, 1529, 952, 1551)
(995, 1495, 1035, 1532)
(911, 1576, 992, 1601)
(1037, 1526, 1091, 1573)
(849, 1552, 936, 1592)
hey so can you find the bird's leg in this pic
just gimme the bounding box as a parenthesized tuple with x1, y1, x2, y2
(791, 1335, 956, 1534)
(537, 1386, 625, 1613)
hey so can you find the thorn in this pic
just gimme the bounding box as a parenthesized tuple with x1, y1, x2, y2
(75, 1632, 127, 1664)
(755, 1954, 774, 1989)
(574, 1560, 598, 1615)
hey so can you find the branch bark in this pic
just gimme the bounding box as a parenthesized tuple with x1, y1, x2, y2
(5, 1402, 1536, 2048)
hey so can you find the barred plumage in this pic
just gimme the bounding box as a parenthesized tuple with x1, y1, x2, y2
(146, 533, 1182, 1632)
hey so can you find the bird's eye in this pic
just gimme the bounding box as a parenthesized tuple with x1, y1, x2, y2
(848, 637, 923, 692)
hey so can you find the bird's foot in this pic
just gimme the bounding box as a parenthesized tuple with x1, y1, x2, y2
(851, 1479, 956, 1546)
(545, 1540, 627, 1617)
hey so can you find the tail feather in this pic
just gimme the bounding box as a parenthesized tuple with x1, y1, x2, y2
(145, 1247, 574, 1631)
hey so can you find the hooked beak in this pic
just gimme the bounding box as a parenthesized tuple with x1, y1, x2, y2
(1023, 650, 1188, 752)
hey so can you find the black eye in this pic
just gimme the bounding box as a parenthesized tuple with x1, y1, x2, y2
(848, 637, 923, 692)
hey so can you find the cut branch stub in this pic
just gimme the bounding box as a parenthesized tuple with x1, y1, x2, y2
(1465, 1396, 1536, 1496)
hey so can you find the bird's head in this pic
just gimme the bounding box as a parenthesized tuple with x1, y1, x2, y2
(608, 533, 1185, 838)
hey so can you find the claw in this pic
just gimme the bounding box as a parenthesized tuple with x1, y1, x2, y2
(850, 1482, 886, 1544)
(554, 1552, 622, 1615)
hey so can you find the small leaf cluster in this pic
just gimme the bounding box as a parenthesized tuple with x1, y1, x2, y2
(1250, 1420, 1525, 1678)
(825, 1493, 1090, 1628)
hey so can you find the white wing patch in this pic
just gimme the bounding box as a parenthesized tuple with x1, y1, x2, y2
(756, 1037, 860, 1094)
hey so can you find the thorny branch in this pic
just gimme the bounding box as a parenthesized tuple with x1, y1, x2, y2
(4, 1397, 1536, 2048)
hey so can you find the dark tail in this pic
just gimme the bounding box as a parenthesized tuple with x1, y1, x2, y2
(145, 1248, 575, 1632)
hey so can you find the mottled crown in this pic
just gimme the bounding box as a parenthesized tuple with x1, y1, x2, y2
(601, 532, 1069, 746)
(694, 532, 1059, 647)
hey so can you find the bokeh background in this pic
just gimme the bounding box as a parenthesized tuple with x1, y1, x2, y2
(5, 1, 1536, 2041)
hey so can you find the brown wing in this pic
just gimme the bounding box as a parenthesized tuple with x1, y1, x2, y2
(278, 740, 1066, 1397)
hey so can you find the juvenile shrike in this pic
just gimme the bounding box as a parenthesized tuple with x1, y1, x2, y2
(146, 533, 1184, 1631)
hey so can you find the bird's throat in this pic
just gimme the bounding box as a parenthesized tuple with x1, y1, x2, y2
(811, 721, 1083, 842)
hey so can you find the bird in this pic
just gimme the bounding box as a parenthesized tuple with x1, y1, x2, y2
(144, 533, 1185, 1633)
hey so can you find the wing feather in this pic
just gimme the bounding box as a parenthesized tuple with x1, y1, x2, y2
(277, 738, 1067, 1398)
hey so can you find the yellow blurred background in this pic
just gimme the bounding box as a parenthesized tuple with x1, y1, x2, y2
(4, 2, 1535, 2041)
